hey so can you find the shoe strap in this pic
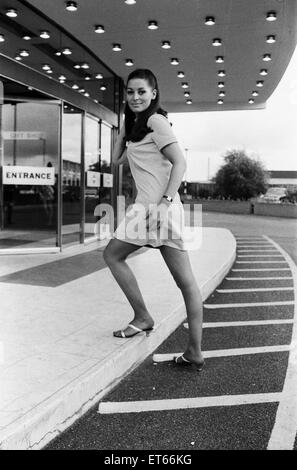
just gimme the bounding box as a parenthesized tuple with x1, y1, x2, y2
(181, 355, 191, 363)
(127, 323, 142, 332)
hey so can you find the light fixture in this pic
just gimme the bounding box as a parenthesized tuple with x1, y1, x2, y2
(15, 55, 22, 61)
(218, 82, 225, 88)
(94, 99, 99, 103)
(79, 88, 85, 93)
(171, 58, 179, 65)
(216, 56, 224, 63)
(95, 25, 105, 33)
(112, 43, 122, 51)
(263, 53, 272, 61)
(256, 80, 264, 87)
(252, 91, 259, 97)
(42, 64, 51, 70)
(212, 38, 222, 46)
(162, 41, 171, 49)
(177, 71, 185, 78)
(72, 84, 79, 89)
(46, 69, 53, 74)
(249, 99, 254, 104)
(100, 85, 107, 91)
(218, 99, 224, 105)
(19, 49, 30, 57)
(55, 50, 62, 56)
(22, 35, 31, 40)
(84, 92, 90, 97)
(266, 35, 276, 43)
(125, 0, 136, 4)
(84, 74, 91, 80)
(218, 70, 226, 77)
(40, 31, 50, 39)
(62, 48, 72, 55)
(28, 87, 33, 91)
(59, 75, 66, 81)
(186, 99, 192, 105)
(219, 91, 225, 97)
(66, 1, 78, 11)
(266, 11, 277, 21)
(0, 34, 5, 43)
(260, 69, 268, 76)
(6, 8, 18, 18)
(125, 59, 134, 66)
(181, 82, 189, 89)
(205, 16, 215, 25)
(148, 21, 158, 30)
(95, 73, 103, 79)
(184, 92, 190, 97)
(81, 63, 90, 69)
(74, 64, 81, 69)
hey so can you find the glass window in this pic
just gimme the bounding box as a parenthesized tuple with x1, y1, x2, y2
(85, 115, 100, 239)
(100, 121, 112, 205)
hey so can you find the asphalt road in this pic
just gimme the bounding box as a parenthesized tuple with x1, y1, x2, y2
(46, 213, 297, 451)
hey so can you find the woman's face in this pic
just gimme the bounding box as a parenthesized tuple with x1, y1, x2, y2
(126, 78, 157, 114)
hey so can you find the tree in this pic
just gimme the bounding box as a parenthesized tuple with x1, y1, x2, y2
(214, 150, 268, 200)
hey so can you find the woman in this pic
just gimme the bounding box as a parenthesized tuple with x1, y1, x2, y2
(103, 69, 204, 371)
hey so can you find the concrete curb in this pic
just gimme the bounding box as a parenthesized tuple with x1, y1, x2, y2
(0, 230, 236, 450)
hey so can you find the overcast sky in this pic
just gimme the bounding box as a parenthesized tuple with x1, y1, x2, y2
(169, 46, 297, 182)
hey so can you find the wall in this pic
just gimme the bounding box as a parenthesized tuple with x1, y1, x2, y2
(254, 202, 297, 218)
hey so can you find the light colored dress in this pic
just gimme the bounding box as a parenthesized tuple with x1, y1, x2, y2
(113, 113, 195, 250)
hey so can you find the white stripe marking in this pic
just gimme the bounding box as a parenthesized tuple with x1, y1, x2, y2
(238, 255, 283, 258)
(226, 277, 293, 281)
(153, 345, 290, 362)
(204, 301, 294, 309)
(237, 244, 273, 247)
(232, 268, 290, 272)
(236, 261, 287, 264)
(217, 287, 293, 293)
(98, 393, 282, 414)
(238, 249, 278, 252)
(183, 320, 294, 329)
(265, 236, 297, 450)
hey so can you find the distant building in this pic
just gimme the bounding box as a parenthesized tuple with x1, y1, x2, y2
(266, 171, 297, 191)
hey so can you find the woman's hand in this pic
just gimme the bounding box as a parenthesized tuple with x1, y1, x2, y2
(145, 201, 170, 231)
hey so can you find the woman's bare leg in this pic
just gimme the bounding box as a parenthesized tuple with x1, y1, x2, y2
(159, 245, 203, 363)
(103, 238, 154, 335)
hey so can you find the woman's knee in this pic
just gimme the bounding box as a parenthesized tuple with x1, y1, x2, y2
(103, 245, 125, 265)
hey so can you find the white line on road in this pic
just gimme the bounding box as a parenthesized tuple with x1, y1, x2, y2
(238, 255, 284, 258)
(183, 320, 293, 329)
(232, 268, 291, 272)
(265, 236, 297, 450)
(217, 287, 293, 293)
(153, 345, 290, 363)
(226, 277, 293, 281)
(204, 301, 294, 309)
(98, 393, 282, 414)
(236, 261, 287, 264)
(237, 249, 278, 252)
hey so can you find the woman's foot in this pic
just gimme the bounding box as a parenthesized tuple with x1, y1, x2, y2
(173, 354, 205, 371)
(113, 317, 154, 338)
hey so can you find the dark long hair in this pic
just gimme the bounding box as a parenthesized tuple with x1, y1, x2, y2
(124, 69, 168, 142)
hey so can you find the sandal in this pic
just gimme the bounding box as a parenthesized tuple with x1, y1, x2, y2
(173, 354, 205, 372)
(113, 323, 154, 338)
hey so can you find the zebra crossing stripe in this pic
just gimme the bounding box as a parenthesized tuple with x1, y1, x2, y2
(204, 301, 294, 309)
(236, 261, 287, 264)
(216, 287, 293, 293)
(226, 277, 293, 281)
(98, 393, 282, 414)
(183, 320, 293, 328)
(232, 268, 290, 272)
(237, 255, 284, 258)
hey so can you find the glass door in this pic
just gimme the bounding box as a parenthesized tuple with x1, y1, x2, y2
(84, 115, 100, 241)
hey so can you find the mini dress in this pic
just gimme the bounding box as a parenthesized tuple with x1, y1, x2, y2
(113, 113, 196, 250)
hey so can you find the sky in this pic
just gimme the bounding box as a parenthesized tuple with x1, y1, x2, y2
(169, 46, 297, 182)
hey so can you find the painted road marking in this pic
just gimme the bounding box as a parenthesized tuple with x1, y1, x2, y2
(153, 345, 290, 362)
(98, 393, 282, 415)
(238, 255, 284, 258)
(183, 320, 294, 329)
(232, 268, 291, 272)
(237, 249, 278, 252)
(204, 301, 294, 309)
(226, 277, 293, 281)
(236, 261, 287, 264)
(265, 235, 297, 450)
(217, 287, 293, 293)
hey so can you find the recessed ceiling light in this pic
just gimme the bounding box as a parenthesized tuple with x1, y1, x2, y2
(148, 21, 158, 30)
(42, 64, 51, 70)
(84, 74, 91, 80)
(19, 49, 29, 57)
(212, 38, 222, 46)
(28, 87, 33, 91)
(15, 55, 22, 61)
(252, 91, 259, 97)
(184, 92, 190, 97)
(218, 82, 225, 88)
(74, 64, 81, 69)
(79, 88, 85, 93)
(218, 70, 226, 77)
(256, 81, 264, 87)
(263, 53, 272, 61)
(81, 63, 90, 69)
(6, 9, 17, 18)
(94, 99, 99, 103)
(266, 11, 277, 21)
(22, 35, 31, 41)
(216, 56, 224, 63)
(125, 0, 136, 4)
(66, 1, 78, 11)
(205, 16, 215, 25)
(55, 50, 62, 56)
(84, 92, 90, 97)
(46, 69, 53, 74)
(112, 43, 122, 51)
(62, 48, 72, 55)
(95, 73, 103, 79)
(260, 69, 268, 76)
(125, 59, 134, 66)
(171, 58, 179, 65)
(218, 99, 224, 105)
(94, 25, 105, 33)
(59, 75, 66, 81)
(0, 34, 5, 43)
(40, 31, 50, 39)
(249, 99, 254, 104)
(186, 99, 192, 105)
(72, 84, 79, 89)
(219, 91, 225, 97)
(266, 35, 276, 43)
(177, 71, 185, 78)
(162, 41, 171, 49)
(100, 86, 107, 91)
(181, 82, 189, 89)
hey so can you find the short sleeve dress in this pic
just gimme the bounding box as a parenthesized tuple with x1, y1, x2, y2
(113, 113, 193, 250)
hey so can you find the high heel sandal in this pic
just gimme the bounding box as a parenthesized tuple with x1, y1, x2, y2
(113, 323, 154, 338)
(173, 354, 205, 372)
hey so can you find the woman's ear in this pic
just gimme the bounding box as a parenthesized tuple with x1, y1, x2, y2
(152, 89, 157, 100)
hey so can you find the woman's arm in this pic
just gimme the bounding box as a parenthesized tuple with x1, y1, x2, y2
(160, 142, 186, 202)
(112, 125, 127, 166)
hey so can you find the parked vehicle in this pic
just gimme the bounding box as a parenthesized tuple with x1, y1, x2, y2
(260, 187, 288, 203)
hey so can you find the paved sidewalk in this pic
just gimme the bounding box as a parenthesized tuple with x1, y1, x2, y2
(0, 227, 235, 450)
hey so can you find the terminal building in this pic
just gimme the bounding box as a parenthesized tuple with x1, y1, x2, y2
(0, 0, 296, 253)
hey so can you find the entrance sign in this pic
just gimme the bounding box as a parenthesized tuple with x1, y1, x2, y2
(103, 173, 113, 188)
(86, 171, 101, 187)
(3, 165, 55, 185)
(2, 131, 47, 140)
